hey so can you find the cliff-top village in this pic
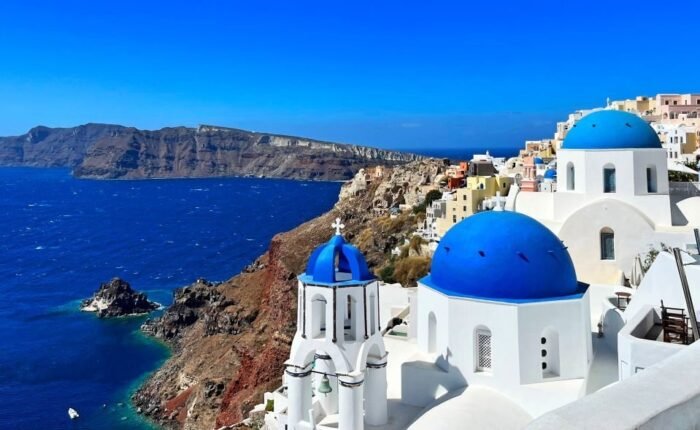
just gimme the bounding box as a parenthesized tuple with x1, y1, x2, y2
(250, 93, 700, 430)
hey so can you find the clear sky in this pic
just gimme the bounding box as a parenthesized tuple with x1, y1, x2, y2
(1, 1, 698, 149)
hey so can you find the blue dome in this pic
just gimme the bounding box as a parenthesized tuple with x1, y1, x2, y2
(544, 169, 557, 180)
(563, 110, 661, 150)
(534, 157, 544, 165)
(421, 211, 583, 302)
(301, 235, 374, 285)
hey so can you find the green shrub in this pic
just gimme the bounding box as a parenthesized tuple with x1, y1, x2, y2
(377, 262, 396, 284)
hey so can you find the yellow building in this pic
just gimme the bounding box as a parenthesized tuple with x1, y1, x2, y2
(435, 176, 513, 237)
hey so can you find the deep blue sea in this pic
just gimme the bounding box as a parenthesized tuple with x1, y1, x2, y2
(0, 168, 341, 430)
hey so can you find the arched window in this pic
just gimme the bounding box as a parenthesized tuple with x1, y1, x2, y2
(600, 227, 615, 260)
(603, 164, 616, 193)
(475, 326, 492, 372)
(369, 293, 376, 336)
(311, 295, 327, 339)
(646, 166, 657, 193)
(428, 312, 437, 353)
(344, 295, 357, 341)
(566, 162, 575, 191)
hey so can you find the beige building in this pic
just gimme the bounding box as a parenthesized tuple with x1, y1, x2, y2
(609, 95, 654, 115)
(435, 175, 513, 237)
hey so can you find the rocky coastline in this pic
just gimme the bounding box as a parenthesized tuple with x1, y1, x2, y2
(0, 123, 424, 181)
(81, 278, 159, 318)
(131, 159, 444, 429)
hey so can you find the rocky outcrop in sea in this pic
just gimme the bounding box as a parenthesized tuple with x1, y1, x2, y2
(81, 278, 158, 318)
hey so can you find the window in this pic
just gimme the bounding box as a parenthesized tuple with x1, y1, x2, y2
(476, 327, 492, 372)
(311, 295, 328, 339)
(646, 167, 657, 193)
(566, 162, 575, 190)
(428, 312, 437, 353)
(603, 166, 616, 193)
(344, 295, 357, 341)
(369, 294, 376, 335)
(600, 228, 615, 260)
(674, 100, 678, 105)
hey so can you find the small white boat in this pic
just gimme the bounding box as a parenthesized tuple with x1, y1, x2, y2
(68, 408, 80, 419)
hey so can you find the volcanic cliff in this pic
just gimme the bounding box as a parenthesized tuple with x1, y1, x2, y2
(132, 159, 445, 429)
(0, 124, 423, 181)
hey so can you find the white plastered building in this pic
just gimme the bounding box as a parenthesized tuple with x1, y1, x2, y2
(407, 211, 592, 420)
(509, 110, 699, 284)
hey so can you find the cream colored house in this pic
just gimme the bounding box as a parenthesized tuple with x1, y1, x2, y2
(435, 175, 513, 237)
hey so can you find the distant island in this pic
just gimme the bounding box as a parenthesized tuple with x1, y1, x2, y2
(0, 124, 424, 181)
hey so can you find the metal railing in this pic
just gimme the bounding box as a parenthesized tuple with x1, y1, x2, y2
(669, 181, 700, 197)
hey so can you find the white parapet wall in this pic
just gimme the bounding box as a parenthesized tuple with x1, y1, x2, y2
(617, 304, 686, 380)
(526, 339, 700, 430)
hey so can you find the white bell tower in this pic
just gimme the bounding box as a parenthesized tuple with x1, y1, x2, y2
(282, 218, 388, 430)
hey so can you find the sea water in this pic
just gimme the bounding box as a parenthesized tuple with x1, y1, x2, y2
(0, 168, 341, 429)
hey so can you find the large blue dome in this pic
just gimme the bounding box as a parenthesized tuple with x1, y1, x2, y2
(421, 211, 583, 302)
(562, 110, 661, 150)
(300, 234, 374, 285)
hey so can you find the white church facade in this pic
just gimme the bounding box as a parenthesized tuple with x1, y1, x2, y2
(508, 110, 699, 284)
(281, 219, 388, 430)
(269, 212, 596, 429)
(408, 211, 592, 418)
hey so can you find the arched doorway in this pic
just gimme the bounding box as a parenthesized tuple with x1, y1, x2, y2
(311, 294, 327, 339)
(600, 227, 615, 260)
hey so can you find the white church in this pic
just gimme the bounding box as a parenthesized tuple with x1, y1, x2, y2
(282, 219, 389, 430)
(256, 109, 700, 430)
(508, 110, 699, 284)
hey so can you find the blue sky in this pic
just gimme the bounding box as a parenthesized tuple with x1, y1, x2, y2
(1, 1, 698, 149)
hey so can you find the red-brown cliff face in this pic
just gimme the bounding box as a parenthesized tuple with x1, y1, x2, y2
(133, 160, 444, 429)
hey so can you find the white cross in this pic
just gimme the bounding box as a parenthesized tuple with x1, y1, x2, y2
(332, 217, 345, 235)
(494, 191, 504, 212)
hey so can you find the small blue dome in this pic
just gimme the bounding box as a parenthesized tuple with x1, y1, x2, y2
(544, 169, 557, 180)
(421, 212, 583, 302)
(301, 235, 374, 285)
(563, 110, 661, 150)
(534, 157, 544, 165)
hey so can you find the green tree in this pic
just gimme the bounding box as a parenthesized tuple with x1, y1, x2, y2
(413, 189, 442, 214)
